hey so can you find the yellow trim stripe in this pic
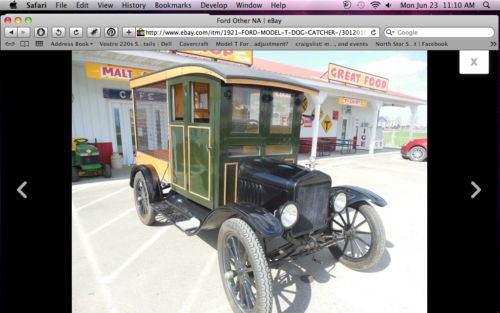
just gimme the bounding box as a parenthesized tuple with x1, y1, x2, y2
(223, 162, 239, 205)
(169, 124, 186, 190)
(130, 66, 225, 88)
(187, 125, 211, 201)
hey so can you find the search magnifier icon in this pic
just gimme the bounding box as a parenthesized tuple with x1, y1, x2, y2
(385, 28, 394, 36)
(483, 1, 491, 8)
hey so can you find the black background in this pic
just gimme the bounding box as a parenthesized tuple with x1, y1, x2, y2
(427, 51, 499, 312)
(0, 49, 499, 312)
(0, 52, 72, 312)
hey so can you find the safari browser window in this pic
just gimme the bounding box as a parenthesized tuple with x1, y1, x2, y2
(0, 1, 498, 313)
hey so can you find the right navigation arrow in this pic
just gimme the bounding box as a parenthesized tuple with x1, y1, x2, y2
(470, 181, 481, 199)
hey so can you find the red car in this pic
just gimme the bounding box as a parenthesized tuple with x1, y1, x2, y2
(401, 138, 428, 162)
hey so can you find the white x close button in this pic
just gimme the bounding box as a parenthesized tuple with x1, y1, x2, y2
(459, 50, 489, 74)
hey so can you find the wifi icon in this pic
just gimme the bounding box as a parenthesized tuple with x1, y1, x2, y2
(370, 1, 381, 8)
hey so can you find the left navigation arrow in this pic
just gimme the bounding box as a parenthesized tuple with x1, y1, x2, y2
(17, 181, 27, 199)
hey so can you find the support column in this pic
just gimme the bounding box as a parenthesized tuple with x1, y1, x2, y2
(368, 101, 383, 155)
(309, 91, 328, 168)
(408, 105, 418, 141)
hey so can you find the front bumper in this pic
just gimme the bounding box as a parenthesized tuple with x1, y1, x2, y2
(401, 146, 409, 158)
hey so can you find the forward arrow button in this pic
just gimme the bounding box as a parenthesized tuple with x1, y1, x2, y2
(470, 181, 481, 199)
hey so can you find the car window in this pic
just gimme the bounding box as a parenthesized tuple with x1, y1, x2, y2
(231, 87, 261, 134)
(270, 91, 293, 134)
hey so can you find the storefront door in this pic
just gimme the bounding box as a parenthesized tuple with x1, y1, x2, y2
(340, 118, 348, 140)
(111, 101, 136, 165)
(339, 116, 356, 141)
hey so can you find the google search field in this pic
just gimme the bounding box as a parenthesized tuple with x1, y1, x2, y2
(384, 27, 495, 37)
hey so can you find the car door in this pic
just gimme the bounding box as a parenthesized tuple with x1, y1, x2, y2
(168, 76, 218, 209)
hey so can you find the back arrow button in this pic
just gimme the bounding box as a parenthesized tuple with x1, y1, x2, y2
(17, 181, 27, 199)
(471, 181, 481, 199)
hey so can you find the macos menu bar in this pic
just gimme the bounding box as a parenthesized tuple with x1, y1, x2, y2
(1, 0, 499, 11)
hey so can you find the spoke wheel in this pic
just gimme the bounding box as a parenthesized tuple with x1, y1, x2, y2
(133, 172, 155, 225)
(329, 203, 386, 271)
(218, 218, 272, 313)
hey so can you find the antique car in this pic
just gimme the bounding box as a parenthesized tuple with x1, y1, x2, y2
(129, 63, 387, 313)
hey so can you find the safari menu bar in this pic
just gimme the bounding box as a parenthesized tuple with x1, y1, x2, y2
(1, 0, 499, 11)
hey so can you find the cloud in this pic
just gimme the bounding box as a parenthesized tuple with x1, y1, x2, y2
(363, 54, 428, 127)
(357, 55, 428, 100)
(358, 55, 426, 77)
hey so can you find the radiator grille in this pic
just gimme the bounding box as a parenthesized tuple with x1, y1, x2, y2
(81, 155, 100, 165)
(238, 178, 263, 204)
(292, 183, 330, 236)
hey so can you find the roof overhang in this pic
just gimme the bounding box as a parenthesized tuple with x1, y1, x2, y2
(297, 77, 426, 107)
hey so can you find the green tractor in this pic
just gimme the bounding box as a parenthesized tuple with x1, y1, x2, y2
(72, 137, 112, 182)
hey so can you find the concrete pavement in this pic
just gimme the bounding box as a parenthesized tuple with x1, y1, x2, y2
(72, 153, 427, 313)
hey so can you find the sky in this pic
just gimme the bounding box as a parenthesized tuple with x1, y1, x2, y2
(253, 51, 428, 127)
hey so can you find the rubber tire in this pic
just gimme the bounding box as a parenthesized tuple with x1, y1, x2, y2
(218, 218, 273, 313)
(329, 203, 386, 271)
(408, 146, 427, 162)
(72, 167, 80, 182)
(103, 164, 112, 178)
(133, 171, 156, 225)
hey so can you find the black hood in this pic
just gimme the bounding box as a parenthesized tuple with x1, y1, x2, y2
(239, 158, 331, 192)
(238, 158, 331, 213)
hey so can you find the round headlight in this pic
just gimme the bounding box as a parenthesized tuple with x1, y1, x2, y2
(279, 202, 299, 229)
(333, 192, 347, 213)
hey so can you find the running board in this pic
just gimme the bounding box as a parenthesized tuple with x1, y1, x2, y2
(175, 217, 201, 232)
(150, 193, 210, 235)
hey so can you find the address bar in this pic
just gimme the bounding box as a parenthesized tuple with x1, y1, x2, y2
(135, 27, 380, 38)
(384, 27, 495, 38)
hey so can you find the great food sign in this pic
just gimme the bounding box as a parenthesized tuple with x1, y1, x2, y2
(86, 63, 151, 81)
(328, 63, 389, 92)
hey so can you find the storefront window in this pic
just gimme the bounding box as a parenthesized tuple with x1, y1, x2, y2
(231, 87, 261, 134)
(134, 81, 169, 160)
(191, 82, 210, 123)
(270, 92, 293, 134)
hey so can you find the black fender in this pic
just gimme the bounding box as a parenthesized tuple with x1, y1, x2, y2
(130, 165, 162, 203)
(331, 186, 387, 207)
(199, 202, 284, 238)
